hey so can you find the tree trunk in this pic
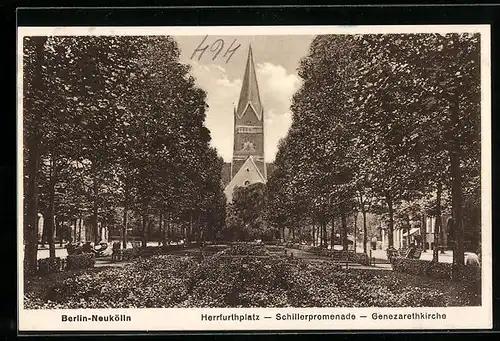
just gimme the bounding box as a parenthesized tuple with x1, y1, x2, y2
(354, 212, 358, 252)
(141, 214, 148, 247)
(41, 215, 48, 246)
(341, 211, 348, 251)
(25, 135, 40, 273)
(57, 217, 63, 247)
(330, 217, 335, 249)
(386, 195, 394, 248)
(362, 210, 368, 254)
(451, 157, 464, 266)
(312, 223, 315, 246)
(440, 219, 446, 254)
(433, 183, 442, 262)
(92, 178, 99, 244)
(161, 213, 166, 246)
(42, 215, 49, 247)
(47, 155, 57, 258)
(158, 212, 163, 246)
(122, 185, 129, 249)
(73, 219, 77, 243)
(421, 213, 427, 252)
(319, 220, 323, 247)
(323, 219, 328, 249)
(166, 212, 171, 245)
(449, 91, 464, 267)
(196, 216, 202, 243)
(24, 37, 47, 275)
(147, 218, 152, 243)
(78, 218, 82, 242)
(188, 211, 193, 243)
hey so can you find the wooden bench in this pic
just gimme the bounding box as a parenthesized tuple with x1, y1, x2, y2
(387, 247, 422, 262)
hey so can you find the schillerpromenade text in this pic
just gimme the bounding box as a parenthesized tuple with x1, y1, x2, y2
(201, 312, 447, 322)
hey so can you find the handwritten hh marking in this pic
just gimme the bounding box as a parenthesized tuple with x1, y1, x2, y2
(190, 35, 241, 63)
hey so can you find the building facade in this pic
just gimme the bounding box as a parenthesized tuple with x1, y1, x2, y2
(379, 214, 452, 251)
(224, 46, 267, 202)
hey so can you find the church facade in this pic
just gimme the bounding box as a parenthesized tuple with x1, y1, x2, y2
(223, 46, 269, 202)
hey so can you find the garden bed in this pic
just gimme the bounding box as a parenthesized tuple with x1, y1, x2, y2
(24, 245, 480, 309)
(391, 257, 481, 286)
(286, 243, 370, 265)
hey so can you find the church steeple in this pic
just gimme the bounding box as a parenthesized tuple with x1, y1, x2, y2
(225, 44, 266, 202)
(236, 45, 263, 120)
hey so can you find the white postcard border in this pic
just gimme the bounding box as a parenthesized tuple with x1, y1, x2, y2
(17, 24, 492, 332)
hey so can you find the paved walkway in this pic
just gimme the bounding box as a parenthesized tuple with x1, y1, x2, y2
(34, 241, 187, 260)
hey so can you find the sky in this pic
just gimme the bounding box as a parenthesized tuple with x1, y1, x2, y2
(174, 35, 315, 163)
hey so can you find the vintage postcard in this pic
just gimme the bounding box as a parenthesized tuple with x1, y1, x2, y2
(17, 25, 492, 332)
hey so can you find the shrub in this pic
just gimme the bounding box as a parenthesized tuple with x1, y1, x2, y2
(38, 257, 62, 275)
(138, 245, 187, 257)
(351, 252, 370, 266)
(138, 246, 163, 257)
(25, 243, 481, 309)
(285, 243, 370, 265)
(122, 248, 140, 261)
(24, 259, 37, 276)
(219, 243, 270, 256)
(454, 264, 481, 285)
(428, 262, 452, 280)
(392, 258, 481, 284)
(66, 253, 95, 270)
(392, 258, 429, 276)
(265, 245, 285, 253)
(263, 240, 280, 246)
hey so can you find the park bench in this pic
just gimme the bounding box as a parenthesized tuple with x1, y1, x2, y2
(387, 247, 422, 262)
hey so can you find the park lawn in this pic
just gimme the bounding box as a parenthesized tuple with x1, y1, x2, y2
(24, 246, 480, 309)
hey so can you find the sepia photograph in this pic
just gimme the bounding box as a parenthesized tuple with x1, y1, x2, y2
(17, 25, 491, 331)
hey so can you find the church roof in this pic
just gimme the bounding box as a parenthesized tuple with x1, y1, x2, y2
(236, 45, 263, 120)
(224, 156, 266, 202)
(222, 162, 275, 187)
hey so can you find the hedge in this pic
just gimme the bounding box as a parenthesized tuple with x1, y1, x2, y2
(120, 244, 190, 260)
(265, 245, 286, 253)
(37, 257, 62, 275)
(122, 247, 140, 261)
(285, 243, 370, 265)
(391, 257, 481, 284)
(263, 240, 282, 246)
(139, 245, 186, 257)
(66, 253, 95, 270)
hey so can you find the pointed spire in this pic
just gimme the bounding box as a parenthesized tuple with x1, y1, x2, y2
(236, 44, 263, 120)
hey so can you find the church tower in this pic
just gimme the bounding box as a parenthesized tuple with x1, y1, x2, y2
(224, 45, 267, 201)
